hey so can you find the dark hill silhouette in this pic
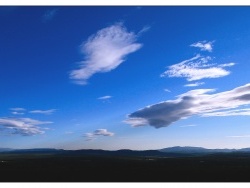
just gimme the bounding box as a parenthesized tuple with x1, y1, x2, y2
(1, 146, 250, 157)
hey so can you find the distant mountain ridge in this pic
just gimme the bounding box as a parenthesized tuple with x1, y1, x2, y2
(0, 148, 14, 152)
(159, 146, 237, 153)
(160, 146, 250, 153)
(1, 146, 250, 157)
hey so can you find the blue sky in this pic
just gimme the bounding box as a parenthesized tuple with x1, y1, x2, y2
(1, 6, 250, 150)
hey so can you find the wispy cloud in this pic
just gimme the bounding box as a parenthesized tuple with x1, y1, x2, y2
(190, 40, 214, 52)
(97, 95, 112, 100)
(42, 8, 58, 22)
(180, 124, 197, 128)
(161, 54, 234, 81)
(84, 129, 114, 141)
(10, 108, 26, 111)
(184, 82, 204, 87)
(0, 117, 53, 136)
(29, 109, 56, 115)
(227, 135, 250, 138)
(219, 62, 236, 67)
(164, 89, 171, 92)
(125, 83, 250, 129)
(11, 112, 24, 115)
(70, 23, 142, 85)
(138, 25, 151, 36)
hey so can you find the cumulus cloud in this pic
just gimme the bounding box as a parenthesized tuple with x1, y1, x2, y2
(84, 129, 114, 141)
(70, 23, 142, 85)
(29, 109, 56, 115)
(184, 82, 204, 87)
(161, 54, 234, 81)
(190, 40, 214, 52)
(125, 83, 250, 129)
(0, 117, 53, 136)
(97, 95, 112, 100)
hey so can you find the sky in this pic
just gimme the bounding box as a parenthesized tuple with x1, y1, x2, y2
(1, 6, 250, 150)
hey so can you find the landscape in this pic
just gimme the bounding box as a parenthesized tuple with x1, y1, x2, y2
(2, 147, 250, 182)
(1, 6, 250, 182)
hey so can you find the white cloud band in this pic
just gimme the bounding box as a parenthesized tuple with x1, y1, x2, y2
(125, 83, 250, 129)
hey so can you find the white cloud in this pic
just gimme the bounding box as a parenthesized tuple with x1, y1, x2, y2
(10, 108, 26, 111)
(219, 62, 236, 67)
(0, 117, 53, 136)
(70, 23, 142, 85)
(125, 83, 250, 129)
(11, 112, 24, 115)
(202, 108, 250, 117)
(29, 109, 56, 115)
(161, 54, 234, 81)
(123, 117, 149, 127)
(164, 89, 171, 92)
(190, 40, 214, 52)
(184, 82, 204, 87)
(97, 95, 112, 100)
(84, 129, 114, 141)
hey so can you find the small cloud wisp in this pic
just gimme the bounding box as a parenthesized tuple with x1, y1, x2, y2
(190, 40, 214, 52)
(84, 129, 114, 141)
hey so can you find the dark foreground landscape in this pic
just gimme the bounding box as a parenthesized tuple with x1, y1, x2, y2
(2, 147, 250, 182)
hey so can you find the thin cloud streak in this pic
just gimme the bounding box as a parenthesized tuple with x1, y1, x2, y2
(180, 124, 197, 127)
(161, 54, 234, 81)
(164, 89, 171, 92)
(42, 8, 58, 22)
(29, 109, 56, 115)
(70, 23, 142, 85)
(11, 112, 24, 115)
(184, 82, 204, 87)
(227, 135, 250, 138)
(10, 108, 26, 111)
(97, 95, 112, 100)
(137, 25, 151, 36)
(125, 83, 250, 129)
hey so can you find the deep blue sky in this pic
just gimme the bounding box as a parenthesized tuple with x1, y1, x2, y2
(1, 6, 250, 150)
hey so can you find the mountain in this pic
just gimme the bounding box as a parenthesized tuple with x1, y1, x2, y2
(159, 146, 208, 153)
(0, 148, 63, 154)
(0, 148, 13, 152)
(159, 146, 239, 153)
(1, 147, 250, 157)
(238, 148, 250, 152)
